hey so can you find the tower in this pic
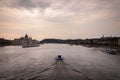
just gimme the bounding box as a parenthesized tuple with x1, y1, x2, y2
(25, 34, 28, 38)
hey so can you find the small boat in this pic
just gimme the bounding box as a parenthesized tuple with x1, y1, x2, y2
(22, 44, 39, 48)
(56, 55, 63, 61)
(106, 48, 117, 55)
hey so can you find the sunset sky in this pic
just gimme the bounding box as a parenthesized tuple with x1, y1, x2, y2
(0, 0, 120, 40)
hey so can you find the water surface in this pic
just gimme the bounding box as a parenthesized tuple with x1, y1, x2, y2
(0, 44, 120, 80)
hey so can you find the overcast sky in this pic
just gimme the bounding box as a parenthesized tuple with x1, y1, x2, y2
(0, 0, 120, 40)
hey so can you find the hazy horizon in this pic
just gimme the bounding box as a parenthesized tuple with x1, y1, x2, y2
(0, 34, 120, 41)
(0, 0, 120, 40)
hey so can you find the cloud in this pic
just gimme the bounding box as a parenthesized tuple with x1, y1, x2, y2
(0, 0, 120, 23)
(0, 0, 50, 10)
(0, 0, 120, 16)
(0, 0, 120, 39)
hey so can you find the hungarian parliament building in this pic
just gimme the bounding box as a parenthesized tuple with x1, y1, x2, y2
(13, 34, 39, 47)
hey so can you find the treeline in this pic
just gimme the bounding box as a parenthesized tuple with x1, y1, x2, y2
(0, 38, 13, 46)
(40, 39, 66, 44)
(0, 37, 120, 47)
(40, 38, 83, 44)
(40, 37, 120, 47)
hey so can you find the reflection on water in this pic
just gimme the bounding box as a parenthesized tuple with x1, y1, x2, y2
(0, 44, 120, 80)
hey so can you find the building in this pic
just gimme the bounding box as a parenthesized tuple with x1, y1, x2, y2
(118, 39, 120, 46)
(13, 34, 39, 45)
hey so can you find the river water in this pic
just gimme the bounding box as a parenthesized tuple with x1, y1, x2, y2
(0, 44, 120, 80)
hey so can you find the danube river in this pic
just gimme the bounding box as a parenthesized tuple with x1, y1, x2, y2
(0, 44, 120, 80)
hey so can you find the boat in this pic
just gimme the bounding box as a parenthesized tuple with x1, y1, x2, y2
(106, 48, 117, 55)
(22, 44, 39, 48)
(56, 55, 63, 61)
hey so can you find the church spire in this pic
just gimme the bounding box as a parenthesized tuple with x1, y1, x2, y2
(25, 34, 28, 38)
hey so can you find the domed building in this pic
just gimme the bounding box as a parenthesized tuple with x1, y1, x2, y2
(13, 34, 39, 47)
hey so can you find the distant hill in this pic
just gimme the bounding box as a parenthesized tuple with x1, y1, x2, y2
(39, 38, 83, 45)
(40, 37, 120, 47)
(40, 39, 66, 44)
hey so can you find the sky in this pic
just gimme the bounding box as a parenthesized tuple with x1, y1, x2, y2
(0, 0, 120, 40)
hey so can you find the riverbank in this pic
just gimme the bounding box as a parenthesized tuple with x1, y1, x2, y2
(81, 44, 120, 55)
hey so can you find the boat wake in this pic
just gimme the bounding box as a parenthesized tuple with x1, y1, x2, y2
(3, 61, 94, 80)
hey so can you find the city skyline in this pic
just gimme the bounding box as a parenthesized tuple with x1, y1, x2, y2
(0, 0, 120, 40)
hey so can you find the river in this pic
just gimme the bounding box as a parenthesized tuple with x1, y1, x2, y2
(0, 44, 120, 80)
